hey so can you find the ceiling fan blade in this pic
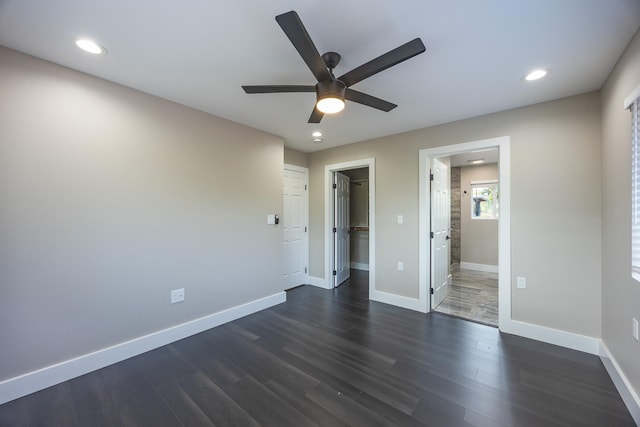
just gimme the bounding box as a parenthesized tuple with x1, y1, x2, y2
(338, 38, 426, 87)
(242, 85, 315, 94)
(308, 106, 324, 123)
(275, 11, 332, 83)
(345, 88, 397, 112)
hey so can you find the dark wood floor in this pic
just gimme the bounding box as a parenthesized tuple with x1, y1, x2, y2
(0, 270, 635, 426)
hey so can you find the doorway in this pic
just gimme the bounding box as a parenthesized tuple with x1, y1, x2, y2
(433, 151, 499, 326)
(324, 158, 375, 296)
(419, 137, 511, 330)
(341, 168, 370, 278)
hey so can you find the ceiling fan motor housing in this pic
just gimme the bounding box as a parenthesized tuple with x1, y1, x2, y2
(316, 79, 346, 101)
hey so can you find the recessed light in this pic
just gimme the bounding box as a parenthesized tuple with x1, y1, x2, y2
(312, 131, 322, 138)
(468, 159, 484, 164)
(313, 138, 323, 144)
(525, 69, 547, 81)
(75, 39, 106, 55)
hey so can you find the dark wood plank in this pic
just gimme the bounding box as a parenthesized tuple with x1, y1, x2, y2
(305, 382, 396, 427)
(175, 371, 261, 427)
(223, 375, 318, 427)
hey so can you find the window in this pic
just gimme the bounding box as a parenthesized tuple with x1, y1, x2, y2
(471, 180, 499, 219)
(631, 96, 640, 281)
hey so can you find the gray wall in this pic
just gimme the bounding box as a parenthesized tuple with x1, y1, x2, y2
(450, 167, 461, 268)
(601, 29, 640, 399)
(309, 92, 602, 337)
(284, 147, 309, 168)
(460, 164, 499, 266)
(0, 47, 285, 381)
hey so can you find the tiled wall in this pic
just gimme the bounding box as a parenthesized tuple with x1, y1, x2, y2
(450, 167, 461, 270)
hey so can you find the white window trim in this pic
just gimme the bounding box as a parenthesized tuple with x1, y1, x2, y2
(470, 179, 499, 185)
(470, 179, 499, 220)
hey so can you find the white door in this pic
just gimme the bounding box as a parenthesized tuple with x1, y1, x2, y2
(334, 172, 350, 287)
(283, 167, 308, 288)
(431, 158, 450, 309)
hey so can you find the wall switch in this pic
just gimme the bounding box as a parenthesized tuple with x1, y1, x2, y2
(633, 318, 639, 341)
(397, 215, 404, 225)
(397, 261, 404, 271)
(171, 288, 185, 304)
(517, 276, 526, 289)
(267, 214, 276, 225)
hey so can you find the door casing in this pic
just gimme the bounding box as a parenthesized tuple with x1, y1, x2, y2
(324, 158, 375, 296)
(419, 136, 511, 330)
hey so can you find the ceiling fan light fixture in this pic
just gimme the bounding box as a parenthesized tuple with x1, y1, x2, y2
(316, 80, 346, 114)
(317, 97, 345, 114)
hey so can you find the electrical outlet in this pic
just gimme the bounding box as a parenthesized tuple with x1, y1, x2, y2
(633, 318, 639, 341)
(517, 276, 526, 289)
(171, 288, 185, 304)
(397, 261, 404, 271)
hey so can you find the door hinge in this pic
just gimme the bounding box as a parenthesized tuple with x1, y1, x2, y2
(305, 267, 307, 274)
(333, 227, 337, 233)
(430, 288, 434, 295)
(304, 226, 307, 232)
(305, 184, 307, 190)
(430, 173, 434, 181)
(430, 231, 434, 238)
(333, 270, 337, 276)
(333, 183, 337, 189)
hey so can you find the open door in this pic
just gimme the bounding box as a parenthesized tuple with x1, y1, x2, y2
(431, 158, 450, 308)
(333, 171, 350, 287)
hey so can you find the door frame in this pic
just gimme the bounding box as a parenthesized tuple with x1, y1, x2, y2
(284, 164, 309, 287)
(324, 158, 375, 297)
(419, 136, 511, 330)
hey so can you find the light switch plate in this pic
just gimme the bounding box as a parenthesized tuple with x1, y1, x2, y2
(267, 214, 276, 225)
(397, 215, 404, 225)
(517, 276, 526, 289)
(171, 288, 185, 304)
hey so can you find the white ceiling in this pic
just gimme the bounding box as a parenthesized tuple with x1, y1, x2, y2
(1, 0, 639, 153)
(449, 149, 499, 168)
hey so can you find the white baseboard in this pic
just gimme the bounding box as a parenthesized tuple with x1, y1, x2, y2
(307, 276, 332, 289)
(500, 319, 601, 355)
(0, 292, 286, 405)
(460, 262, 499, 273)
(371, 290, 427, 313)
(350, 262, 370, 271)
(600, 341, 640, 425)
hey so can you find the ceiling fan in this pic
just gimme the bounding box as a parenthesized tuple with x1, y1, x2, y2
(242, 11, 426, 123)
